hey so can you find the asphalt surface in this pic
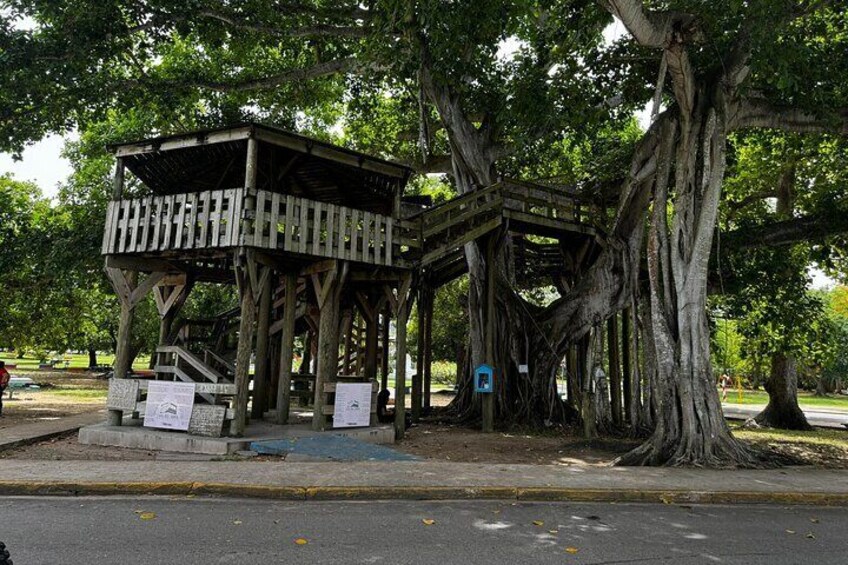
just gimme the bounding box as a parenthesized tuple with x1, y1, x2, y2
(722, 403, 848, 429)
(2, 497, 846, 564)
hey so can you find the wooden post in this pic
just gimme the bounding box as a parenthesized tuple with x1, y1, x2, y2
(608, 315, 622, 426)
(412, 286, 425, 422)
(313, 263, 344, 431)
(251, 270, 273, 419)
(105, 268, 166, 425)
(423, 287, 434, 412)
(108, 270, 136, 426)
(394, 289, 410, 439)
(232, 264, 258, 437)
(152, 277, 193, 380)
(482, 238, 496, 433)
(276, 273, 297, 424)
(622, 307, 632, 424)
(341, 309, 354, 374)
(380, 307, 390, 391)
(112, 158, 125, 200)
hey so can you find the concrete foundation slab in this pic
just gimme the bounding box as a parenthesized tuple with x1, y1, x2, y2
(78, 419, 395, 456)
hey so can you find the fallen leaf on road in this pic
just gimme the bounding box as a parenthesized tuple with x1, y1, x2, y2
(549, 530, 558, 534)
(660, 496, 672, 504)
(532, 520, 544, 526)
(422, 519, 436, 526)
(294, 538, 308, 545)
(233, 520, 242, 525)
(810, 518, 819, 524)
(785, 530, 796, 534)
(139, 512, 156, 521)
(806, 532, 816, 540)
(565, 547, 579, 554)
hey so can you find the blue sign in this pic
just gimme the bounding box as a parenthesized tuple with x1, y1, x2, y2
(474, 364, 494, 393)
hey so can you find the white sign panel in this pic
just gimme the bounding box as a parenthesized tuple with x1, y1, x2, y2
(333, 383, 372, 428)
(144, 381, 196, 431)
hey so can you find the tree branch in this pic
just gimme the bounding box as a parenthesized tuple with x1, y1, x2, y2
(724, 211, 848, 250)
(597, 0, 697, 49)
(737, 98, 848, 134)
(144, 57, 358, 93)
(197, 10, 370, 39)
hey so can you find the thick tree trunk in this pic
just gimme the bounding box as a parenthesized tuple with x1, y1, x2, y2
(755, 354, 812, 430)
(87, 348, 98, 369)
(618, 98, 760, 467)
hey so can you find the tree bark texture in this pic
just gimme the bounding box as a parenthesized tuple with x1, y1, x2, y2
(754, 354, 812, 430)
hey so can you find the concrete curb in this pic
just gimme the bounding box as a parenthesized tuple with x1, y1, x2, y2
(1, 481, 846, 506)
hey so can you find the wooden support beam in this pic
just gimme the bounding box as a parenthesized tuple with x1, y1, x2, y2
(341, 309, 354, 375)
(107, 269, 138, 426)
(312, 261, 347, 431)
(393, 276, 412, 440)
(276, 273, 298, 424)
(423, 287, 434, 411)
(380, 307, 390, 391)
(112, 158, 125, 200)
(251, 268, 273, 419)
(231, 259, 257, 437)
(412, 284, 427, 422)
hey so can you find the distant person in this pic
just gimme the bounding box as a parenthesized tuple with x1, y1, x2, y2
(719, 373, 732, 402)
(0, 361, 10, 417)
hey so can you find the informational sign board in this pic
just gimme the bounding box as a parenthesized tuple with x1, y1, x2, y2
(333, 383, 372, 428)
(474, 364, 494, 393)
(143, 381, 196, 431)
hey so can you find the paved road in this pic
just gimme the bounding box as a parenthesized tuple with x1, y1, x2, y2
(2, 497, 846, 564)
(722, 403, 848, 429)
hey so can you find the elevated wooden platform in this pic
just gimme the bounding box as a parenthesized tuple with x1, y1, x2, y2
(100, 123, 606, 441)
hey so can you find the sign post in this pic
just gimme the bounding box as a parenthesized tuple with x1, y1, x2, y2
(475, 364, 495, 432)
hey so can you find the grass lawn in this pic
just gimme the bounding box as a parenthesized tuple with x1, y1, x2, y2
(0, 352, 151, 371)
(723, 389, 848, 411)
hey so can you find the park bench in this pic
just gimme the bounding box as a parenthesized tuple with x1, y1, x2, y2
(5, 376, 41, 399)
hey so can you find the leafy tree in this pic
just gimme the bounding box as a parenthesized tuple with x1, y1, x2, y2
(3, 1, 848, 467)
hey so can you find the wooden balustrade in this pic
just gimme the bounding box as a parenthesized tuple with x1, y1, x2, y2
(247, 189, 416, 267)
(103, 188, 419, 267)
(102, 188, 244, 255)
(102, 183, 593, 269)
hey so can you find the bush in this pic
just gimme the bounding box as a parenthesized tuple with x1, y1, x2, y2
(430, 360, 457, 385)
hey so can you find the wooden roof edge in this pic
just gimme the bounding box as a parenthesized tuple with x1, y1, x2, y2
(107, 122, 414, 181)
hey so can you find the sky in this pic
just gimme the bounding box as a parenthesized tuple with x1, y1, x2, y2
(0, 134, 73, 199)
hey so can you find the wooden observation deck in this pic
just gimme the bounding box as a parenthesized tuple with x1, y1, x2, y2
(101, 123, 601, 440)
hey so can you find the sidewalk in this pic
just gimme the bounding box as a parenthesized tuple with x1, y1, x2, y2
(0, 410, 105, 452)
(0, 459, 846, 505)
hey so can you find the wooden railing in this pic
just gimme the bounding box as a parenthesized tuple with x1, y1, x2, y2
(246, 189, 419, 267)
(103, 188, 420, 267)
(500, 181, 580, 223)
(102, 183, 594, 268)
(102, 188, 244, 255)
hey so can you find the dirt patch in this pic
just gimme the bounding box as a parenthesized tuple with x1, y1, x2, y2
(0, 432, 160, 461)
(397, 422, 639, 466)
(0, 371, 107, 430)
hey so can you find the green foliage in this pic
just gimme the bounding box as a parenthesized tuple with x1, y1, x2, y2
(409, 275, 469, 362)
